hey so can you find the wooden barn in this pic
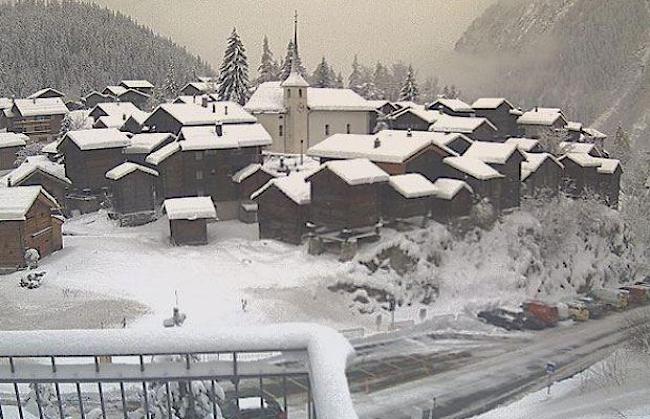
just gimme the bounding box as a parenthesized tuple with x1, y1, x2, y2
(566, 121, 583, 142)
(517, 109, 568, 139)
(505, 137, 543, 153)
(382, 174, 437, 220)
(429, 132, 473, 155)
(306, 159, 389, 231)
(0, 186, 63, 270)
(180, 82, 214, 96)
(89, 102, 141, 123)
(117, 89, 150, 109)
(442, 156, 505, 211)
(388, 107, 440, 131)
(472, 98, 521, 140)
(60, 128, 130, 192)
(368, 100, 400, 116)
(145, 142, 184, 200)
(252, 174, 311, 244)
(431, 115, 499, 142)
(232, 164, 276, 223)
(83, 91, 113, 109)
(307, 130, 456, 182)
(119, 80, 155, 96)
(102, 86, 128, 98)
(121, 110, 151, 134)
(123, 133, 175, 166)
(28, 88, 65, 100)
(1, 98, 67, 143)
(430, 178, 474, 221)
(0, 133, 27, 171)
(558, 153, 601, 198)
(559, 142, 606, 158)
(106, 162, 160, 226)
(521, 153, 564, 198)
(164, 196, 217, 246)
(593, 158, 622, 208)
(427, 98, 474, 117)
(3, 156, 72, 215)
(463, 141, 525, 209)
(144, 102, 257, 135)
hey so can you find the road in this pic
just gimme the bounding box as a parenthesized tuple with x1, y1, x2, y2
(350, 306, 648, 419)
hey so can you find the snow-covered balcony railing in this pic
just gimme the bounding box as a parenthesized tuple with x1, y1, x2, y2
(0, 323, 358, 419)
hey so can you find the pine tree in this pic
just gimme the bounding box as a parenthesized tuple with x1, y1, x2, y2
(399, 64, 419, 102)
(256, 35, 279, 85)
(163, 59, 179, 99)
(335, 72, 344, 88)
(312, 57, 333, 88)
(279, 40, 307, 81)
(217, 28, 250, 105)
(348, 55, 363, 93)
(420, 76, 440, 104)
(373, 62, 391, 100)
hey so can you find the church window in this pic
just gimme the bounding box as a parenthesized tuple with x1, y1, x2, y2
(325, 124, 330, 135)
(287, 89, 291, 98)
(346, 123, 351, 134)
(299, 89, 303, 98)
(279, 125, 284, 137)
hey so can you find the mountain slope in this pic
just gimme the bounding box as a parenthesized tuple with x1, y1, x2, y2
(0, 0, 215, 98)
(455, 0, 650, 144)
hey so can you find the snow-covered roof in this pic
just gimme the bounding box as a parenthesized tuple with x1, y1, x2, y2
(164, 197, 217, 221)
(152, 102, 257, 126)
(559, 153, 602, 168)
(505, 137, 540, 152)
(509, 108, 524, 116)
(232, 163, 275, 184)
(463, 141, 520, 164)
(517, 110, 567, 126)
(145, 142, 181, 165)
(388, 173, 437, 198)
(431, 178, 473, 200)
(281, 71, 310, 88)
(567, 121, 583, 132)
(471, 98, 514, 110)
(120, 80, 154, 89)
(41, 139, 62, 154)
(2, 156, 70, 186)
(28, 88, 65, 99)
(443, 156, 504, 180)
(0, 97, 13, 109)
(94, 115, 127, 129)
(429, 132, 473, 149)
(390, 107, 441, 124)
(91, 102, 141, 119)
(521, 152, 563, 181)
(106, 162, 158, 180)
(308, 130, 453, 164)
(13, 98, 68, 117)
(431, 114, 497, 134)
(118, 88, 150, 100)
(0, 186, 58, 221)
(367, 100, 391, 109)
(64, 128, 130, 151)
(103, 86, 128, 97)
(592, 157, 621, 174)
(124, 133, 173, 154)
(430, 98, 473, 113)
(245, 82, 375, 113)
(309, 158, 389, 185)
(583, 127, 607, 139)
(174, 94, 215, 105)
(178, 123, 272, 151)
(0, 132, 28, 148)
(395, 101, 424, 110)
(181, 82, 214, 93)
(125, 109, 151, 126)
(559, 142, 596, 154)
(251, 172, 312, 204)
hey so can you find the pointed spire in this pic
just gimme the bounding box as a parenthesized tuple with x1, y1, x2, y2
(282, 11, 309, 88)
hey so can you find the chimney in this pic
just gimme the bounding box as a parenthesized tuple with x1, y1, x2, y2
(374, 137, 381, 149)
(212, 103, 216, 113)
(215, 122, 223, 137)
(201, 97, 209, 108)
(407, 128, 412, 137)
(224, 105, 228, 115)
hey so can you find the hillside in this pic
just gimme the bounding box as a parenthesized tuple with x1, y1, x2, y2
(0, 0, 215, 98)
(455, 0, 650, 145)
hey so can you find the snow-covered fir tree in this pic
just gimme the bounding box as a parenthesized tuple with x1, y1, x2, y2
(420, 76, 440, 104)
(256, 35, 279, 85)
(399, 64, 419, 102)
(217, 28, 250, 105)
(335, 71, 344, 88)
(58, 113, 73, 139)
(441, 85, 461, 99)
(373, 62, 391, 100)
(312, 57, 333, 88)
(279, 40, 307, 81)
(164, 59, 180, 99)
(348, 54, 363, 93)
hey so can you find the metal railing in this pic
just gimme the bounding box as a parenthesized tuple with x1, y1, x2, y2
(0, 324, 358, 419)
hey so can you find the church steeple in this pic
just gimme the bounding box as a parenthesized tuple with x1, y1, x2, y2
(281, 11, 309, 88)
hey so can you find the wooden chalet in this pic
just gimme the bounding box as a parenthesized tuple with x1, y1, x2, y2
(505, 137, 543, 153)
(430, 178, 474, 222)
(430, 132, 473, 155)
(144, 102, 257, 135)
(558, 153, 601, 198)
(180, 82, 215, 96)
(121, 110, 151, 134)
(566, 121, 583, 142)
(123, 133, 175, 166)
(252, 174, 311, 244)
(0, 186, 63, 270)
(472, 98, 521, 140)
(65, 101, 84, 112)
(559, 142, 606, 158)
(521, 153, 564, 198)
(593, 158, 622, 208)
(28, 88, 65, 100)
(431, 115, 498, 142)
(106, 162, 160, 226)
(60, 128, 130, 192)
(463, 141, 525, 208)
(306, 159, 389, 231)
(307, 130, 456, 182)
(83, 91, 113, 109)
(0, 133, 27, 171)
(389, 107, 440, 131)
(382, 174, 437, 220)
(232, 163, 276, 201)
(117, 89, 150, 109)
(145, 142, 184, 200)
(517, 109, 568, 139)
(442, 156, 505, 211)
(3, 156, 72, 215)
(102, 86, 128, 98)
(164, 197, 217, 246)
(119, 80, 155, 96)
(368, 100, 400, 116)
(1, 98, 68, 143)
(89, 102, 141, 123)
(427, 98, 474, 117)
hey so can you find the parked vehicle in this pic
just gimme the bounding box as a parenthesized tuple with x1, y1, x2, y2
(477, 307, 544, 331)
(619, 285, 649, 305)
(559, 300, 590, 321)
(577, 297, 608, 319)
(221, 389, 286, 419)
(588, 288, 629, 310)
(521, 300, 559, 328)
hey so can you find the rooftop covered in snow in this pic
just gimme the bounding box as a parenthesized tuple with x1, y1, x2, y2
(431, 115, 497, 134)
(27, 88, 65, 99)
(91, 102, 141, 119)
(429, 98, 474, 113)
(431, 178, 473, 200)
(12, 98, 68, 117)
(388, 173, 437, 198)
(521, 152, 564, 181)
(164, 197, 217, 221)
(471, 98, 515, 110)
(463, 141, 521, 164)
(178, 123, 272, 151)
(124, 133, 174, 154)
(145, 142, 181, 166)
(443, 156, 504, 180)
(106, 162, 159, 180)
(2, 156, 70, 186)
(308, 158, 389, 186)
(0, 186, 58, 221)
(232, 163, 275, 184)
(150, 102, 257, 126)
(251, 172, 312, 205)
(389, 107, 441, 124)
(63, 128, 130, 151)
(0, 132, 28, 148)
(120, 80, 154, 89)
(517, 109, 567, 126)
(505, 137, 540, 152)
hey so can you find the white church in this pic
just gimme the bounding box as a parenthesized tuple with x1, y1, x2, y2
(245, 16, 375, 155)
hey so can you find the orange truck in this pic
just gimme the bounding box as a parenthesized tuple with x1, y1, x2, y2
(521, 300, 559, 328)
(619, 285, 649, 305)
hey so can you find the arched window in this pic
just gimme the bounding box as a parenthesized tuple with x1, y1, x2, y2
(299, 89, 303, 98)
(325, 124, 330, 135)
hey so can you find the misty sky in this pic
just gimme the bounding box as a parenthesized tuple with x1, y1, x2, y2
(87, 0, 495, 77)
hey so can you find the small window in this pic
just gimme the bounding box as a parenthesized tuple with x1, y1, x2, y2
(287, 89, 291, 99)
(325, 124, 330, 136)
(279, 125, 284, 137)
(195, 170, 203, 180)
(195, 151, 203, 161)
(299, 89, 303, 98)
(346, 123, 351, 134)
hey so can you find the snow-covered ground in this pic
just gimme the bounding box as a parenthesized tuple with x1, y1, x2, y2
(472, 350, 650, 419)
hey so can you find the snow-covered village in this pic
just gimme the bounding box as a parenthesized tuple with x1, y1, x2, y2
(0, 1, 649, 418)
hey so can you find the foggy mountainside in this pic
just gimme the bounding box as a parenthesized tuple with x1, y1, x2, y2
(455, 0, 650, 144)
(0, 0, 214, 98)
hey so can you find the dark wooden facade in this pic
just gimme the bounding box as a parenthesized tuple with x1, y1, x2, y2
(442, 165, 504, 211)
(0, 146, 20, 170)
(381, 187, 431, 220)
(237, 168, 275, 201)
(427, 100, 474, 117)
(143, 107, 187, 135)
(473, 102, 519, 141)
(430, 187, 473, 222)
(255, 184, 310, 245)
(84, 92, 113, 109)
(169, 219, 208, 246)
(389, 110, 433, 131)
(597, 166, 622, 209)
(151, 148, 185, 199)
(3, 113, 65, 143)
(118, 90, 149, 109)
(483, 151, 525, 209)
(61, 140, 126, 192)
(559, 156, 600, 198)
(108, 169, 159, 217)
(522, 156, 563, 198)
(9, 170, 71, 216)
